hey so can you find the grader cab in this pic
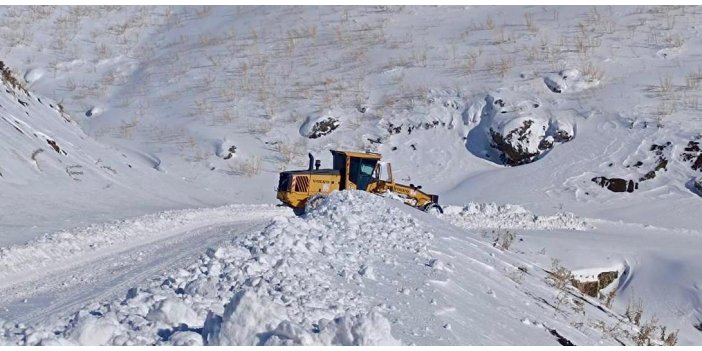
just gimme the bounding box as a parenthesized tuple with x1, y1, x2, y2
(276, 150, 442, 214)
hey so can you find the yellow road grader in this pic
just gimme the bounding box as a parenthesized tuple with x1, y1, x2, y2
(276, 150, 443, 214)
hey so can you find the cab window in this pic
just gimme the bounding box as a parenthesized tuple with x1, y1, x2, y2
(349, 158, 378, 190)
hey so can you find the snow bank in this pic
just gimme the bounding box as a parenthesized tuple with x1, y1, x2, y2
(0, 190, 682, 346)
(204, 289, 399, 346)
(146, 298, 200, 328)
(204, 289, 287, 345)
(0, 204, 288, 285)
(0, 191, 410, 345)
(67, 313, 120, 346)
(442, 202, 591, 231)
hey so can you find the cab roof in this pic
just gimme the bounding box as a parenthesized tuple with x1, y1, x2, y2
(330, 150, 382, 160)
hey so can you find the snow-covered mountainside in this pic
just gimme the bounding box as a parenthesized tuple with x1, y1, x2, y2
(1, 5, 701, 346)
(2, 5, 702, 235)
(0, 64, 235, 245)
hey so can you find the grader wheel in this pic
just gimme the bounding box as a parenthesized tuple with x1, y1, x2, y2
(422, 202, 443, 215)
(304, 194, 327, 214)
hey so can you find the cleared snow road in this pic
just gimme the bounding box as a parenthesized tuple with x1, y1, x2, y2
(0, 205, 290, 325)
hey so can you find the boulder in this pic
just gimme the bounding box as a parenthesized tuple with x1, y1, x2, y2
(300, 116, 340, 139)
(681, 140, 702, 171)
(481, 93, 574, 166)
(489, 117, 573, 166)
(592, 177, 637, 193)
(489, 118, 544, 166)
(571, 271, 619, 298)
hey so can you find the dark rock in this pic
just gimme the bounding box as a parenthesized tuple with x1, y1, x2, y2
(684, 141, 700, 154)
(481, 94, 572, 167)
(639, 171, 656, 182)
(654, 159, 668, 171)
(548, 328, 575, 346)
(387, 123, 402, 135)
(552, 129, 572, 143)
(681, 140, 702, 171)
(222, 145, 237, 160)
(571, 271, 619, 298)
(592, 177, 637, 193)
(544, 76, 563, 93)
(538, 137, 553, 151)
(46, 139, 61, 154)
(424, 120, 440, 129)
(387, 120, 445, 136)
(308, 117, 339, 139)
(490, 120, 540, 166)
(694, 156, 702, 171)
(633, 143, 671, 182)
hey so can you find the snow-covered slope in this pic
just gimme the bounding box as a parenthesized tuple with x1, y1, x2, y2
(0, 5, 701, 346)
(0, 191, 697, 345)
(2, 5, 701, 234)
(0, 63, 236, 245)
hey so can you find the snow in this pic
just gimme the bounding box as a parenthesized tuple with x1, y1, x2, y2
(0, 4, 701, 346)
(69, 314, 119, 346)
(0, 190, 697, 345)
(23, 68, 43, 84)
(146, 298, 200, 328)
(441, 202, 591, 231)
(85, 106, 103, 117)
(204, 289, 287, 345)
(0, 204, 285, 284)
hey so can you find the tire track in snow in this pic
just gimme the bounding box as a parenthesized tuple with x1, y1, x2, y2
(0, 205, 290, 286)
(0, 204, 291, 325)
(0, 221, 268, 325)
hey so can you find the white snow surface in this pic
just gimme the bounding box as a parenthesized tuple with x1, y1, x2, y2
(2, 191, 701, 345)
(441, 202, 591, 231)
(0, 5, 702, 346)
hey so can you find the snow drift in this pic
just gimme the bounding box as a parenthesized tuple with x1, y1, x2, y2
(0, 191, 675, 346)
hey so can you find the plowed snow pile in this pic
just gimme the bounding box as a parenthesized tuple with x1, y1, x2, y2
(441, 202, 591, 231)
(0, 191, 654, 345)
(0, 192, 420, 345)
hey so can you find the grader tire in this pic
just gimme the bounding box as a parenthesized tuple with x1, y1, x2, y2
(304, 194, 327, 214)
(422, 202, 443, 215)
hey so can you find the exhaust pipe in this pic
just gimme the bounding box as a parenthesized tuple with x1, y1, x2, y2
(308, 153, 314, 171)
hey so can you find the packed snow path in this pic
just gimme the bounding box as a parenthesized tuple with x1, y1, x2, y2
(0, 205, 290, 325)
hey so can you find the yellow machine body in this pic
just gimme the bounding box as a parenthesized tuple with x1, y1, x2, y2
(276, 150, 441, 213)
